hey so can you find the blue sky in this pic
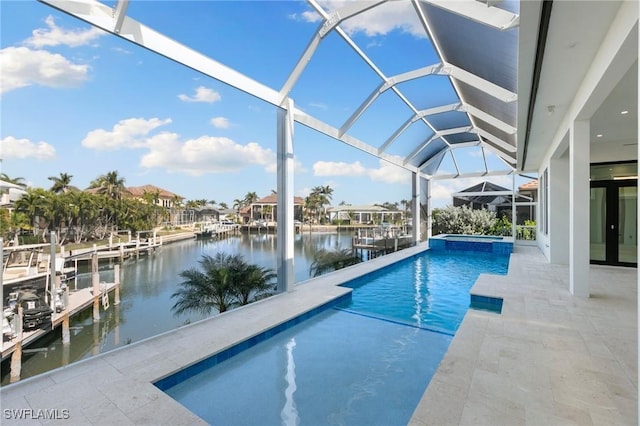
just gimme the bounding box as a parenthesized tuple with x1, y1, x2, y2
(1, 0, 518, 208)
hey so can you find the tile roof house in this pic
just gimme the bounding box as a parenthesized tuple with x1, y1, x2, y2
(126, 185, 184, 208)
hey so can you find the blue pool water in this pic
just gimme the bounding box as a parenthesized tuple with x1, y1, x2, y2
(339, 251, 509, 334)
(161, 250, 509, 425)
(164, 309, 451, 425)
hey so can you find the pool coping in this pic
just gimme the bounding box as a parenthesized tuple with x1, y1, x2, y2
(0, 243, 432, 424)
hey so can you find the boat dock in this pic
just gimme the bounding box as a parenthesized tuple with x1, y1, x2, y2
(193, 223, 239, 238)
(2, 253, 122, 383)
(1, 280, 118, 361)
(352, 227, 414, 258)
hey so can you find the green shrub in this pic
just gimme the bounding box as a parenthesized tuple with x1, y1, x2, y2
(432, 205, 497, 235)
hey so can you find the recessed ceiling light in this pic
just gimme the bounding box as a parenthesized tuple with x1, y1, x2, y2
(596, 134, 603, 138)
(621, 110, 629, 115)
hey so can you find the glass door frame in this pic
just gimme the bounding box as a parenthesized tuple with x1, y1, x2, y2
(590, 179, 637, 267)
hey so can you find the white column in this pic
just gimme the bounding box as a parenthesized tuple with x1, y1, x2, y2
(413, 175, 431, 242)
(411, 172, 420, 243)
(511, 174, 517, 239)
(276, 98, 295, 293)
(550, 155, 570, 264)
(423, 177, 432, 241)
(569, 120, 590, 297)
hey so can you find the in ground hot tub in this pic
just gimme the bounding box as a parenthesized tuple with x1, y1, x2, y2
(429, 234, 514, 255)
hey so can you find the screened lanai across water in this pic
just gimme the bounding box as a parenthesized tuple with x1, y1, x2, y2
(38, 0, 522, 290)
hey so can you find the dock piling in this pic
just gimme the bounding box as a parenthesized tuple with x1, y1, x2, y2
(92, 252, 100, 322)
(61, 312, 70, 344)
(10, 307, 23, 383)
(114, 264, 121, 305)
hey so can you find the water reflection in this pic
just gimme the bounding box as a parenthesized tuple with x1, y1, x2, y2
(1, 232, 353, 385)
(281, 338, 299, 426)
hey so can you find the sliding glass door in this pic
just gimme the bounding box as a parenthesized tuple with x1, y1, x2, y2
(590, 180, 637, 266)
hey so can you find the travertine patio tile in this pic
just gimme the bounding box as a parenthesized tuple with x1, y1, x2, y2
(552, 399, 595, 425)
(413, 246, 636, 425)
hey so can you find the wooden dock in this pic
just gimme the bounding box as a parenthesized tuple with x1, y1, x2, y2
(193, 224, 239, 239)
(69, 239, 161, 262)
(352, 233, 414, 258)
(1, 282, 118, 361)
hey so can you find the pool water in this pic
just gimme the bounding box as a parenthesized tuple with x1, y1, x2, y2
(161, 250, 509, 425)
(339, 251, 509, 334)
(164, 309, 452, 426)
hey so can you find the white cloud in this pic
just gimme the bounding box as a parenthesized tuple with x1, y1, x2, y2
(82, 117, 172, 150)
(140, 134, 276, 175)
(313, 160, 367, 177)
(313, 158, 410, 184)
(309, 102, 328, 110)
(369, 159, 411, 184)
(210, 117, 231, 129)
(297, 1, 424, 38)
(111, 47, 132, 55)
(0, 46, 90, 93)
(25, 15, 104, 48)
(0, 136, 56, 160)
(178, 86, 221, 103)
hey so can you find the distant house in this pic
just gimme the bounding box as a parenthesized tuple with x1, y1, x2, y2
(242, 194, 304, 224)
(126, 185, 184, 208)
(217, 208, 237, 222)
(518, 179, 538, 202)
(190, 204, 220, 223)
(327, 204, 404, 225)
(0, 180, 27, 210)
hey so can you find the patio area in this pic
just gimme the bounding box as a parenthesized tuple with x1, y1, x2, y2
(412, 246, 637, 425)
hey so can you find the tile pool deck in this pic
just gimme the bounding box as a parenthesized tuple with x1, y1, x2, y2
(411, 246, 638, 426)
(1, 244, 636, 425)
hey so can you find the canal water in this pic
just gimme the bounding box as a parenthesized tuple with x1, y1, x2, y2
(1, 231, 353, 385)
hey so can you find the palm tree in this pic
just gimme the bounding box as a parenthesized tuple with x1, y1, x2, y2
(232, 198, 244, 223)
(243, 192, 259, 205)
(0, 173, 27, 188)
(0, 209, 30, 243)
(309, 185, 333, 224)
(219, 202, 229, 210)
(15, 188, 50, 239)
(309, 248, 362, 277)
(233, 263, 276, 305)
(89, 171, 127, 200)
(48, 172, 73, 194)
(170, 253, 276, 315)
(244, 192, 259, 222)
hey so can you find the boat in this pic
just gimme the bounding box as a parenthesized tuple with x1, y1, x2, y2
(2, 244, 74, 313)
(9, 289, 54, 331)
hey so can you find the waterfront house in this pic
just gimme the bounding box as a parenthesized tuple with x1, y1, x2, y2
(326, 204, 404, 225)
(243, 194, 304, 224)
(126, 185, 184, 209)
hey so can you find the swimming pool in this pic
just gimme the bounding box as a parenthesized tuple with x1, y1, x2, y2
(429, 233, 514, 255)
(338, 250, 509, 334)
(158, 250, 509, 424)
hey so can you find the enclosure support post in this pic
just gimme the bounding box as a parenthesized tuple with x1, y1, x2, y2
(276, 98, 295, 293)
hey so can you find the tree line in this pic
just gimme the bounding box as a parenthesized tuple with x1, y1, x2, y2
(1, 170, 415, 243)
